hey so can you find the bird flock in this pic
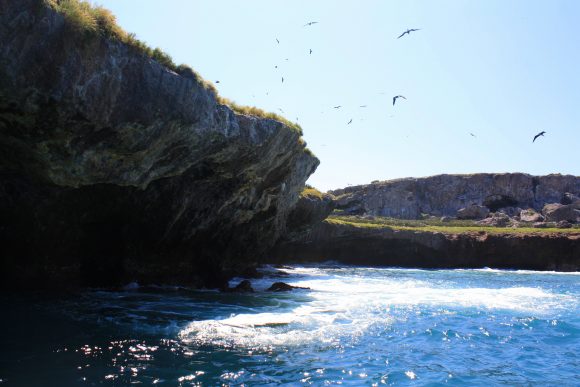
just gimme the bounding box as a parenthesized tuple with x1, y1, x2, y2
(218, 22, 547, 144)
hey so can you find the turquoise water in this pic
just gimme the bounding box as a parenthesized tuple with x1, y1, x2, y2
(1, 266, 579, 386)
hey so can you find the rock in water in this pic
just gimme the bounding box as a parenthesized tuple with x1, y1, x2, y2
(267, 282, 310, 292)
(232, 280, 254, 293)
(0, 0, 318, 289)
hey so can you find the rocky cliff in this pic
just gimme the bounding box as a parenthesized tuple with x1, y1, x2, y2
(332, 173, 580, 219)
(0, 0, 318, 289)
(271, 220, 580, 271)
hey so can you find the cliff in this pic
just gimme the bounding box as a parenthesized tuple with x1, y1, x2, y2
(0, 0, 318, 288)
(331, 173, 580, 219)
(271, 219, 580, 271)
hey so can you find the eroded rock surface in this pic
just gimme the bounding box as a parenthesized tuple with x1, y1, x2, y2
(331, 173, 580, 219)
(0, 0, 318, 289)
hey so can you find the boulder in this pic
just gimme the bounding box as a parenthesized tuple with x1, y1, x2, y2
(229, 280, 254, 293)
(266, 282, 310, 292)
(440, 216, 453, 223)
(477, 212, 511, 227)
(520, 209, 544, 223)
(561, 192, 580, 205)
(556, 220, 572, 229)
(543, 203, 580, 223)
(457, 205, 490, 220)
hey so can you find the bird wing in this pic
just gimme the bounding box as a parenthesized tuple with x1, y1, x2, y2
(397, 31, 406, 39)
(533, 134, 539, 142)
(393, 97, 397, 105)
(410, 29, 421, 32)
(400, 95, 406, 99)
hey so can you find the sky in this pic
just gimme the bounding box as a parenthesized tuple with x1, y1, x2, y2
(90, 0, 579, 191)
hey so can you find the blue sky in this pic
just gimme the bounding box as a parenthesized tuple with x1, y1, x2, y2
(90, 0, 579, 191)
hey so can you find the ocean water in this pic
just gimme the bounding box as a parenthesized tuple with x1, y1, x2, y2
(1, 266, 579, 386)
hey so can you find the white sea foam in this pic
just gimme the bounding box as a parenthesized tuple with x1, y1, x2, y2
(179, 267, 579, 349)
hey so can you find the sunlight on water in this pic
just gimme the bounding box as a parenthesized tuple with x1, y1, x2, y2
(2, 266, 579, 385)
(178, 267, 579, 353)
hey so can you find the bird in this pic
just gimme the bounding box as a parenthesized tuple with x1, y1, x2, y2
(333, 105, 341, 109)
(215, 80, 220, 84)
(309, 49, 313, 55)
(281, 77, 284, 83)
(533, 131, 546, 142)
(397, 28, 421, 39)
(278, 108, 285, 113)
(347, 119, 353, 125)
(304, 21, 319, 27)
(359, 105, 367, 108)
(276, 38, 279, 44)
(393, 95, 406, 106)
(470, 133, 476, 137)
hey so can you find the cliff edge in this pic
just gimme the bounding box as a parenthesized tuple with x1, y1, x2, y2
(0, 0, 318, 288)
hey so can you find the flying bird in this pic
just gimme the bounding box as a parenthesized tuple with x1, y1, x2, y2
(392, 95, 406, 106)
(215, 80, 220, 84)
(359, 105, 367, 108)
(278, 108, 285, 113)
(347, 119, 353, 125)
(304, 21, 319, 27)
(470, 133, 476, 137)
(276, 38, 279, 44)
(281, 77, 284, 83)
(397, 28, 421, 38)
(533, 131, 546, 142)
(309, 49, 313, 55)
(333, 105, 341, 109)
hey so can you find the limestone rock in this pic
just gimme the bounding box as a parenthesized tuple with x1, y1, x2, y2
(457, 205, 490, 220)
(0, 0, 318, 289)
(477, 212, 511, 227)
(330, 173, 580, 220)
(520, 209, 544, 223)
(543, 203, 580, 223)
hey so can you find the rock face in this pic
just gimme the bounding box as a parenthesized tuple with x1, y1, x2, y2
(331, 173, 580, 219)
(543, 203, 580, 223)
(271, 221, 580, 272)
(0, 0, 318, 289)
(457, 205, 490, 220)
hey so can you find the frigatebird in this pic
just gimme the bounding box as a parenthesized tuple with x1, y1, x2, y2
(533, 131, 546, 142)
(398, 28, 420, 39)
(304, 21, 319, 27)
(470, 133, 476, 137)
(347, 119, 353, 125)
(276, 38, 279, 44)
(333, 105, 341, 109)
(393, 95, 406, 106)
(215, 80, 220, 84)
(309, 49, 313, 55)
(281, 77, 284, 83)
(359, 105, 367, 108)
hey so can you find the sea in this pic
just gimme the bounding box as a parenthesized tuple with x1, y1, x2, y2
(1, 265, 579, 386)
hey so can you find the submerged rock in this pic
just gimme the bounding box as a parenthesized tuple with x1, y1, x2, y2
(267, 282, 310, 292)
(231, 280, 254, 293)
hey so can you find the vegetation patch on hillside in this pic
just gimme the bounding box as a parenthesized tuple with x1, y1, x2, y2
(327, 215, 580, 235)
(45, 0, 302, 134)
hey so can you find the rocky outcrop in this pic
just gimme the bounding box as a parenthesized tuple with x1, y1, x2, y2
(270, 221, 580, 271)
(457, 205, 489, 220)
(0, 0, 318, 289)
(331, 173, 580, 219)
(543, 203, 580, 223)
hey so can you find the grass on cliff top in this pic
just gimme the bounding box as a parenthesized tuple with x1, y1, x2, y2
(45, 0, 303, 134)
(300, 186, 325, 200)
(327, 215, 580, 235)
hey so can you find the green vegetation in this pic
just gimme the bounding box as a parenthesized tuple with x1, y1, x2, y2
(327, 215, 580, 235)
(216, 97, 302, 133)
(300, 187, 325, 200)
(45, 0, 302, 133)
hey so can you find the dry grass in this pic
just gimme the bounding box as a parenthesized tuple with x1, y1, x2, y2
(45, 0, 304, 135)
(327, 215, 580, 235)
